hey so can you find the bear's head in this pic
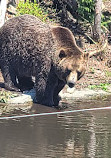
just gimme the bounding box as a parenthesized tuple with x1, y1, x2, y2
(51, 26, 89, 88)
(56, 48, 89, 88)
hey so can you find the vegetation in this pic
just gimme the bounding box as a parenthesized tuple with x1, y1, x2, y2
(0, 90, 18, 103)
(102, 12, 111, 28)
(77, 0, 95, 23)
(17, 0, 48, 22)
(16, 0, 111, 29)
(89, 83, 111, 91)
(77, 0, 111, 28)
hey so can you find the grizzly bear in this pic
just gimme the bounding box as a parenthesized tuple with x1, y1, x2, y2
(0, 14, 88, 106)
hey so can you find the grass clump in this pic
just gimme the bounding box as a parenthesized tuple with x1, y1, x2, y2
(0, 90, 18, 103)
(16, 0, 48, 22)
(105, 71, 111, 77)
(89, 83, 110, 91)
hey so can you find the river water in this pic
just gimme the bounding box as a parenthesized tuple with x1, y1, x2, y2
(0, 96, 111, 158)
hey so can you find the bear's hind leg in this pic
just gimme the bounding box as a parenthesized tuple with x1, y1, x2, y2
(17, 76, 34, 91)
(1, 66, 20, 92)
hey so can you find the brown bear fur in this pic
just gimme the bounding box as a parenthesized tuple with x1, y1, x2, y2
(0, 14, 88, 106)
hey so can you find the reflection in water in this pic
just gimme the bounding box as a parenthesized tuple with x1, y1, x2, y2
(88, 115, 96, 158)
(0, 98, 111, 157)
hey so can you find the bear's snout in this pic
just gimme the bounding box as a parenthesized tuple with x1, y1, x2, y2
(67, 81, 75, 88)
(66, 71, 77, 88)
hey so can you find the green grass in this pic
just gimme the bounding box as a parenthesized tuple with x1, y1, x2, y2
(89, 83, 110, 91)
(0, 90, 18, 103)
(16, 0, 49, 22)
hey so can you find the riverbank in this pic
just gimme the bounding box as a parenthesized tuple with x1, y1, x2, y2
(8, 87, 111, 104)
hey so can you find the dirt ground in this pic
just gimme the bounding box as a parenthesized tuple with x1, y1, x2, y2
(76, 46, 111, 90)
(0, 0, 111, 91)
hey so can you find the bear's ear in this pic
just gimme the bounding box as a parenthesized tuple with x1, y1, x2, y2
(59, 49, 67, 59)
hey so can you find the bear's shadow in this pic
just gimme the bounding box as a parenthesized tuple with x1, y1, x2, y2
(0, 76, 34, 92)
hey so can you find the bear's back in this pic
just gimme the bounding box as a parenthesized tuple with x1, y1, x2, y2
(0, 14, 53, 58)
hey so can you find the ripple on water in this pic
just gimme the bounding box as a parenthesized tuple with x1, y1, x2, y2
(0, 97, 111, 157)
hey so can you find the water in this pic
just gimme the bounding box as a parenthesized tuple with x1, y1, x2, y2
(0, 96, 111, 158)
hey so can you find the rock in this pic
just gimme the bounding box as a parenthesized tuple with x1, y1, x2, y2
(9, 89, 36, 104)
(8, 87, 110, 104)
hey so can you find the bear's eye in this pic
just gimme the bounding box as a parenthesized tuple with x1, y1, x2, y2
(59, 50, 67, 59)
(66, 69, 71, 75)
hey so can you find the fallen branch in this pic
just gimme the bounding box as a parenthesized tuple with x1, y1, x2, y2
(88, 39, 108, 57)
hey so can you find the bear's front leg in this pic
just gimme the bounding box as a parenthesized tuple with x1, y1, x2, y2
(35, 67, 58, 107)
(53, 79, 65, 106)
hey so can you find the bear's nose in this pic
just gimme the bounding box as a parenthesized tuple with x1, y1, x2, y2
(67, 81, 75, 88)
